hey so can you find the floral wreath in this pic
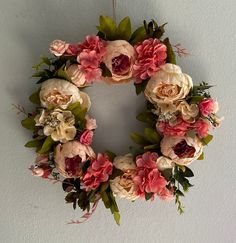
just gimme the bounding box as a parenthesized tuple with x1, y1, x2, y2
(18, 16, 221, 225)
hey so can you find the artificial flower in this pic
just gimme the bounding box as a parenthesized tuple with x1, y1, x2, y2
(66, 64, 87, 87)
(35, 109, 76, 143)
(102, 40, 136, 83)
(176, 100, 199, 122)
(158, 187, 174, 201)
(198, 98, 218, 117)
(144, 64, 193, 105)
(35, 154, 49, 166)
(54, 141, 95, 178)
(79, 129, 94, 146)
(83, 153, 113, 190)
(49, 40, 69, 56)
(161, 136, 203, 165)
(39, 79, 91, 110)
(193, 118, 210, 138)
(85, 115, 97, 130)
(30, 165, 52, 178)
(156, 156, 174, 171)
(133, 38, 167, 82)
(110, 154, 139, 201)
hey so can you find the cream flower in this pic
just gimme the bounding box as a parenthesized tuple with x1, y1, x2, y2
(54, 141, 95, 178)
(156, 156, 174, 171)
(39, 79, 91, 110)
(35, 109, 76, 143)
(176, 100, 199, 122)
(66, 64, 87, 88)
(145, 64, 193, 105)
(102, 40, 136, 83)
(110, 154, 139, 201)
(161, 136, 203, 165)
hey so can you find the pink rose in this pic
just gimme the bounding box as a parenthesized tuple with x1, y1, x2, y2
(158, 187, 174, 201)
(49, 40, 69, 56)
(83, 153, 113, 190)
(30, 165, 52, 178)
(199, 98, 218, 116)
(133, 38, 167, 82)
(102, 40, 136, 83)
(133, 152, 168, 199)
(157, 118, 190, 137)
(65, 44, 79, 56)
(80, 129, 94, 146)
(193, 119, 210, 138)
(85, 115, 97, 130)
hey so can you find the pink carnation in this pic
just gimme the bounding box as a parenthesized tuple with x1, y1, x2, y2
(193, 119, 210, 138)
(158, 187, 174, 201)
(133, 38, 167, 82)
(65, 44, 80, 56)
(77, 35, 106, 83)
(199, 98, 217, 116)
(157, 118, 190, 137)
(133, 152, 168, 199)
(83, 153, 113, 190)
(80, 129, 94, 146)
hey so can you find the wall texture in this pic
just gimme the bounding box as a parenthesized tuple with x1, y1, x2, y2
(0, 0, 236, 242)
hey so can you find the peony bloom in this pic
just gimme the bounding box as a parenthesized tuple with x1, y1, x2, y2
(176, 100, 199, 122)
(157, 117, 191, 137)
(161, 136, 203, 165)
(133, 38, 167, 82)
(193, 119, 210, 138)
(66, 64, 87, 87)
(30, 165, 52, 178)
(144, 64, 193, 105)
(133, 152, 168, 199)
(110, 154, 139, 201)
(39, 79, 91, 110)
(85, 115, 97, 130)
(199, 98, 218, 117)
(79, 129, 94, 146)
(102, 40, 136, 83)
(49, 40, 69, 56)
(54, 141, 95, 178)
(78, 35, 106, 82)
(83, 153, 113, 190)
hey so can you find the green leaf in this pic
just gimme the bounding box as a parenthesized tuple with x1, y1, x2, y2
(32, 71, 47, 78)
(24, 139, 44, 148)
(116, 17, 131, 41)
(101, 191, 111, 208)
(113, 211, 120, 226)
(129, 146, 144, 160)
(186, 130, 197, 138)
(21, 117, 36, 131)
(110, 167, 124, 180)
(189, 96, 204, 104)
(98, 15, 117, 40)
(161, 168, 173, 181)
(105, 150, 116, 162)
(144, 128, 161, 144)
(38, 136, 55, 154)
(29, 89, 40, 105)
(163, 38, 176, 64)
(100, 182, 109, 193)
(197, 153, 204, 160)
(100, 62, 112, 77)
(134, 79, 149, 95)
(130, 132, 147, 145)
(41, 56, 51, 66)
(179, 166, 194, 177)
(130, 26, 147, 44)
(145, 192, 153, 201)
(67, 102, 87, 124)
(136, 110, 156, 127)
(54, 66, 70, 81)
(144, 144, 159, 150)
(201, 134, 213, 146)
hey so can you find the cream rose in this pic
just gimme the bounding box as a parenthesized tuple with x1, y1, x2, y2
(145, 64, 193, 105)
(39, 79, 91, 110)
(110, 154, 139, 201)
(161, 136, 203, 165)
(176, 100, 199, 122)
(156, 156, 174, 171)
(35, 109, 76, 143)
(49, 40, 69, 56)
(66, 64, 87, 88)
(102, 40, 136, 83)
(54, 141, 95, 178)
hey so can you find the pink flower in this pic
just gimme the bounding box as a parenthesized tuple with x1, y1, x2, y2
(79, 66, 102, 83)
(49, 40, 69, 56)
(199, 98, 218, 116)
(85, 115, 97, 130)
(158, 187, 174, 201)
(65, 44, 80, 55)
(79, 50, 101, 68)
(30, 165, 52, 178)
(80, 129, 94, 146)
(157, 118, 190, 137)
(35, 154, 49, 166)
(133, 38, 167, 82)
(83, 153, 113, 190)
(133, 152, 168, 198)
(193, 119, 210, 138)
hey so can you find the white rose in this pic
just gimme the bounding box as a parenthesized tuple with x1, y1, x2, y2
(35, 109, 76, 143)
(161, 136, 203, 166)
(145, 64, 193, 105)
(110, 154, 139, 201)
(102, 40, 136, 83)
(66, 64, 87, 88)
(54, 141, 95, 178)
(39, 79, 91, 110)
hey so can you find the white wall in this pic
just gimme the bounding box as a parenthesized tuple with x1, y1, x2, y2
(0, 0, 236, 242)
